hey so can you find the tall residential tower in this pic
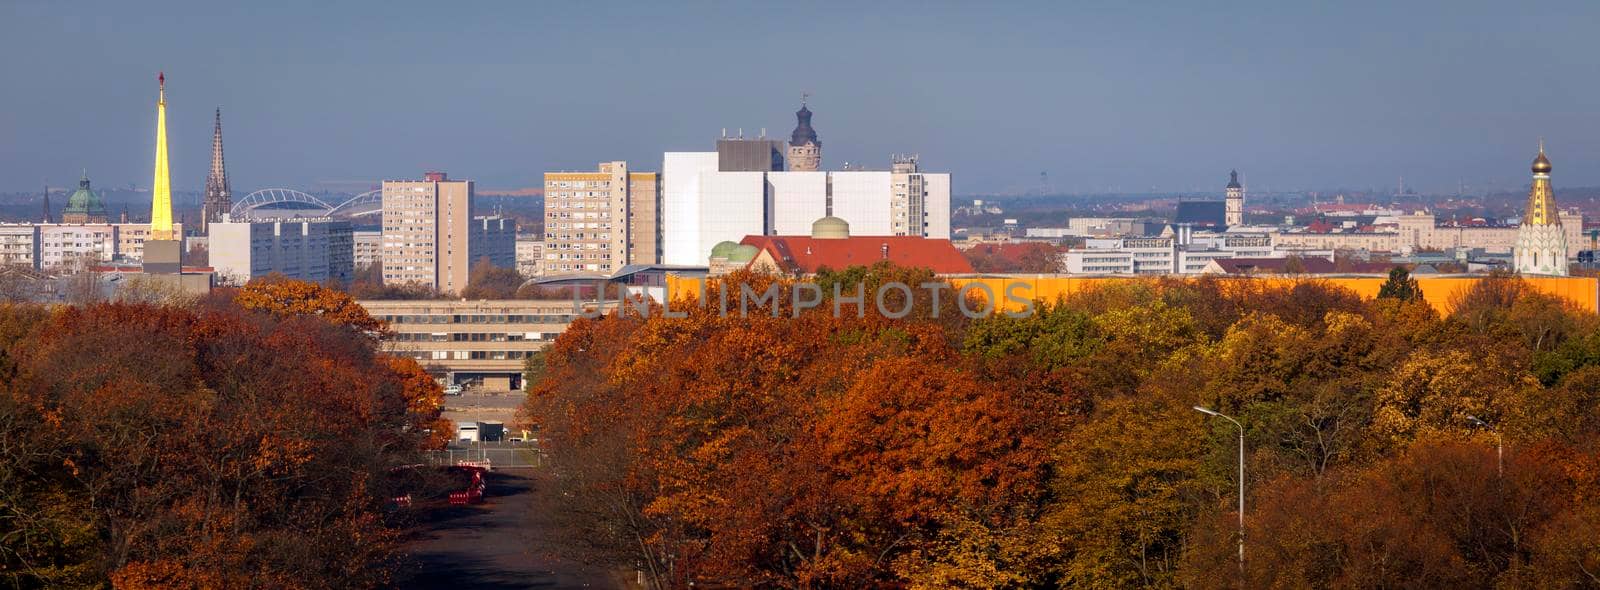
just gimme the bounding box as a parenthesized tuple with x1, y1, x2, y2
(1514, 142, 1568, 276)
(202, 108, 231, 232)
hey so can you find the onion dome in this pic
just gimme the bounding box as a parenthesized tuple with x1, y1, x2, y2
(1533, 145, 1552, 174)
(790, 102, 819, 147)
(1226, 169, 1242, 189)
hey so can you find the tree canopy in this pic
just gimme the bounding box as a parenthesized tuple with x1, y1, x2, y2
(523, 268, 1600, 588)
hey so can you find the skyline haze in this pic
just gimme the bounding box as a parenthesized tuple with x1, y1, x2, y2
(3, 0, 1599, 196)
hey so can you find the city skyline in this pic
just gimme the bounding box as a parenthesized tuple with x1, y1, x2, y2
(3, 1, 1600, 195)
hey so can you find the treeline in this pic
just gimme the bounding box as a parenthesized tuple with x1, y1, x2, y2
(522, 264, 1600, 588)
(0, 279, 448, 588)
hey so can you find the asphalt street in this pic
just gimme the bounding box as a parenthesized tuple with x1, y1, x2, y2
(396, 467, 621, 589)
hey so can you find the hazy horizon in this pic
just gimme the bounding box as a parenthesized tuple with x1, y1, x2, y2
(3, 0, 1598, 195)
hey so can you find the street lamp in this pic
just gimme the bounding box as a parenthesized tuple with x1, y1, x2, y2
(1466, 415, 1503, 477)
(1194, 406, 1245, 569)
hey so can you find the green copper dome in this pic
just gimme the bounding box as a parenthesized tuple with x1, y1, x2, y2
(63, 172, 107, 219)
(729, 244, 760, 262)
(710, 241, 741, 259)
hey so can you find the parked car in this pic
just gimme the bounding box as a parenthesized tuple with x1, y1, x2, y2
(443, 384, 463, 396)
(456, 423, 479, 442)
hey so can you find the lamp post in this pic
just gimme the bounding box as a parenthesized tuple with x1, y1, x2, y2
(1466, 415, 1502, 477)
(1194, 406, 1245, 569)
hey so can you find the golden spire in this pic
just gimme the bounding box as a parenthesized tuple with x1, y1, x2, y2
(1524, 140, 1557, 225)
(149, 71, 174, 240)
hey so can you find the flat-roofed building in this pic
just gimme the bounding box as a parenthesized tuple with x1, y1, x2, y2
(381, 172, 513, 294)
(0, 226, 41, 268)
(361, 299, 582, 392)
(39, 224, 119, 269)
(543, 162, 659, 274)
(352, 229, 381, 269)
(114, 223, 186, 263)
(209, 217, 354, 283)
(515, 235, 542, 277)
(660, 153, 952, 264)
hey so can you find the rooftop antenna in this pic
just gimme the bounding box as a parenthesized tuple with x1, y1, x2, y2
(760, 127, 766, 138)
(721, 128, 727, 138)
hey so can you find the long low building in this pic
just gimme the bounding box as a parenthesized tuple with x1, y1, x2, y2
(663, 273, 1600, 315)
(360, 299, 583, 392)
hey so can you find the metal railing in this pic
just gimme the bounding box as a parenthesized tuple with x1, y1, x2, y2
(427, 441, 545, 468)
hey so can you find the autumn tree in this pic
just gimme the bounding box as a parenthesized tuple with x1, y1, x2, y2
(233, 274, 386, 332)
(460, 257, 524, 300)
(0, 298, 434, 588)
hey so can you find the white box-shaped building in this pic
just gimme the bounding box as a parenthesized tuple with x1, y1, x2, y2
(921, 173, 952, 239)
(766, 171, 828, 236)
(830, 171, 893, 236)
(698, 171, 767, 261)
(662, 152, 719, 265)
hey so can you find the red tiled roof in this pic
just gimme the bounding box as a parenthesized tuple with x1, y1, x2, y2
(739, 235, 975, 274)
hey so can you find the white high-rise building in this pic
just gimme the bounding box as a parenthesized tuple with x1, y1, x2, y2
(662, 152, 722, 265)
(767, 172, 827, 236)
(660, 153, 952, 265)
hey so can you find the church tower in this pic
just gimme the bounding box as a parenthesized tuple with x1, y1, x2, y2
(202, 107, 231, 232)
(787, 94, 821, 171)
(1514, 142, 1568, 276)
(144, 72, 182, 274)
(149, 72, 174, 241)
(1224, 169, 1244, 226)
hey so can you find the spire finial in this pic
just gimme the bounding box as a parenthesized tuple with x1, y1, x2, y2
(801, 91, 809, 106)
(1539, 137, 1545, 154)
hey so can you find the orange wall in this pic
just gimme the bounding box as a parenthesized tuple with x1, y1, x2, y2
(665, 274, 1600, 315)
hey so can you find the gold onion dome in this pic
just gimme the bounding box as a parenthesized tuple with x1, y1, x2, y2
(1533, 147, 1552, 174)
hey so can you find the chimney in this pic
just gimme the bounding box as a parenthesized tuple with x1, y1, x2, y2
(881, 242, 889, 259)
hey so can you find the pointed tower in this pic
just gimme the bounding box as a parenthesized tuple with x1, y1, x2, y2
(787, 93, 821, 171)
(1224, 170, 1244, 226)
(144, 72, 182, 274)
(41, 184, 51, 224)
(202, 107, 231, 231)
(150, 72, 174, 241)
(1513, 141, 1568, 276)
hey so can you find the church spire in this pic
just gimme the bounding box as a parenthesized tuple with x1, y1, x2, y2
(149, 72, 174, 240)
(1514, 140, 1567, 276)
(203, 106, 231, 231)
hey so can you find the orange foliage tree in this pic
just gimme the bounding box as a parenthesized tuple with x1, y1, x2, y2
(524, 266, 1600, 588)
(0, 282, 438, 587)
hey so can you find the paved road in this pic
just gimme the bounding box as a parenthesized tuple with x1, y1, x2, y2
(396, 467, 621, 589)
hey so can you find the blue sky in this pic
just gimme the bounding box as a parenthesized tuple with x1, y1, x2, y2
(3, 0, 1598, 195)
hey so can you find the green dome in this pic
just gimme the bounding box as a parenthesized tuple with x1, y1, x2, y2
(811, 216, 849, 239)
(710, 241, 741, 259)
(63, 172, 107, 218)
(729, 245, 760, 262)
